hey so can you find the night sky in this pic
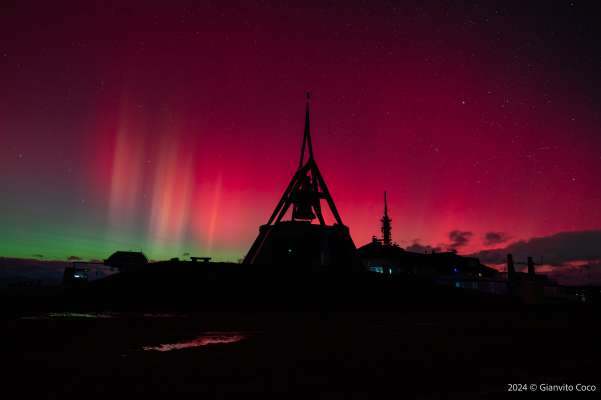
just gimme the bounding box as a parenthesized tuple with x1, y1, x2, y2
(1, 1, 600, 271)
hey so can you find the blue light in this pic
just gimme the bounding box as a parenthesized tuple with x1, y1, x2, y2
(453, 268, 459, 273)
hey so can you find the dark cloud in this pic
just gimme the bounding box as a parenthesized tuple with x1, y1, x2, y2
(448, 230, 473, 248)
(546, 261, 601, 286)
(67, 255, 81, 261)
(32, 254, 44, 258)
(470, 230, 601, 266)
(483, 232, 509, 246)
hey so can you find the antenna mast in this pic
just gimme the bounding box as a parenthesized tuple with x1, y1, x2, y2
(381, 191, 392, 246)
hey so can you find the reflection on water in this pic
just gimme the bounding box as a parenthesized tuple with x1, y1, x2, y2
(143, 332, 246, 352)
(21, 312, 116, 320)
(21, 312, 183, 320)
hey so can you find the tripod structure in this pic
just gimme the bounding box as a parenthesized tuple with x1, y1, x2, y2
(243, 94, 356, 267)
(266, 93, 343, 226)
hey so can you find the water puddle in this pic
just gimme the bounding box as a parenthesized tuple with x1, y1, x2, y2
(142, 332, 246, 352)
(21, 312, 116, 320)
(20, 312, 184, 320)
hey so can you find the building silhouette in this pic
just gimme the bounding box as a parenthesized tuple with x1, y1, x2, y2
(104, 251, 148, 272)
(358, 193, 499, 286)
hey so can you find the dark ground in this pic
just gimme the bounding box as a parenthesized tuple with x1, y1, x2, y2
(1, 307, 600, 399)
(1, 265, 599, 399)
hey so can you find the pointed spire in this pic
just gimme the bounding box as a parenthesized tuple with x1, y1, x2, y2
(381, 191, 392, 246)
(264, 94, 344, 227)
(298, 92, 314, 168)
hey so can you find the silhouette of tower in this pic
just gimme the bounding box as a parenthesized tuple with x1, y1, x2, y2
(527, 256, 536, 277)
(243, 94, 357, 268)
(507, 253, 516, 282)
(381, 191, 392, 246)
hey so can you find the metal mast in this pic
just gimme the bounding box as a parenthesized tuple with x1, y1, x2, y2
(381, 191, 392, 246)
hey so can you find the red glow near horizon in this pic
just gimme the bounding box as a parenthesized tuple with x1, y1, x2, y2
(0, 2, 600, 268)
